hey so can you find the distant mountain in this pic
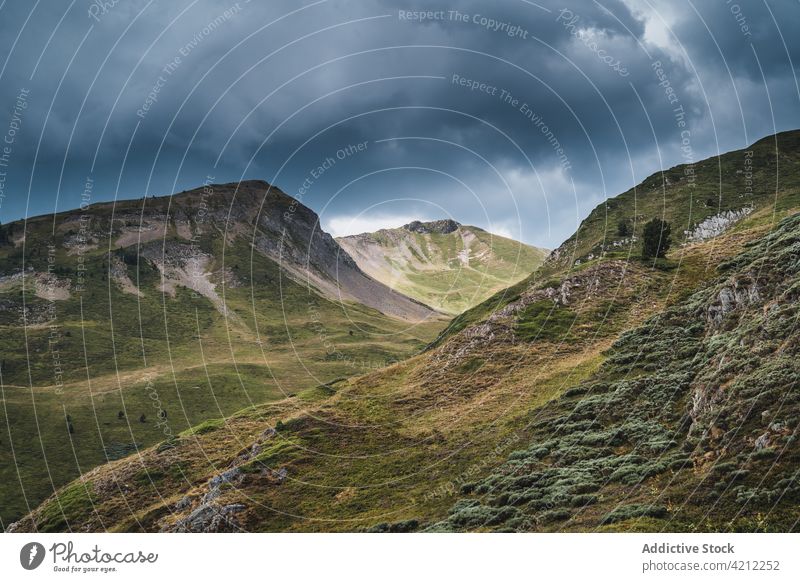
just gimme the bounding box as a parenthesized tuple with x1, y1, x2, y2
(337, 220, 548, 315)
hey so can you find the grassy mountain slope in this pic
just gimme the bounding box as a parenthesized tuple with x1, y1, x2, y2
(337, 220, 547, 315)
(431, 211, 800, 532)
(0, 181, 445, 528)
(10, 130, 800, 533)
(546, 130, 800, 271)
(434, 130, 800, 345)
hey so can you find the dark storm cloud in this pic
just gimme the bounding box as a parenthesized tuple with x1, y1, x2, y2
(0, 0, 797, 247)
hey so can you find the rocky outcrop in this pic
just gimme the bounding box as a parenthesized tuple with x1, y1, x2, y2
(169, 501, 247, 533)
(109, 255, 143, 297)
(166, 467, 246, 532)
(706, 276, 761, 326)
(685, 207, 753, 242)
(404, 219, 460, 235)
(165, 427, 291, 533)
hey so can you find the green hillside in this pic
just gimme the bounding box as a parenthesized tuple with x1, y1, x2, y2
(433, 130, 800, 345)
(0, 182, 445, 528)
(547, 130, 800, 270)
(337, 220, 547, 315)
(432, 211, 800, 532)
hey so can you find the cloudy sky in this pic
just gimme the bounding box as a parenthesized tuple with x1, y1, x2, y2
(0, 0, 798, 248)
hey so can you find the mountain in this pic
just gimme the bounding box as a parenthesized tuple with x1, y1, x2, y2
(337, 220, 547, 315)
(9, 130, 800, 533)
(0, 180, 446, 528)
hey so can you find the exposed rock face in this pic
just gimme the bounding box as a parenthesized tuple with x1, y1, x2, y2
(247, 186, 435, 321)
(0, 269, 72, 308)
(152, 181, 433, 322)
(404, 219, 460, 235)
(170, 502, 247, 533)
(108, 255, 143, 297)
(753, 422, 790, 451)
(33, 272, 71, 301)
(685, 207, 753, 242)
(138, 240, 243, 321)
(165, 427, 290, 533)
(706, 276, 761, 326)
(432, 260, 632, 368)
(166, 467, 246, 532)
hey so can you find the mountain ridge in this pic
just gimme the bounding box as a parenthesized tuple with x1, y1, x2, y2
(4, 179, 439, 322)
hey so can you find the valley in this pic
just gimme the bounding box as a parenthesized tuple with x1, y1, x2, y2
(6, 130, 799, 533)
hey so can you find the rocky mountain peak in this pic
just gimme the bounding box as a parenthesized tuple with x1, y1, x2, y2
(403, 219, 461, 235)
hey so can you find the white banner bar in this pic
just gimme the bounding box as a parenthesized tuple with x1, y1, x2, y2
(1, 533, 797, 581)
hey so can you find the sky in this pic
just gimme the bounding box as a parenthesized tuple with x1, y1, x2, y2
(0, 0, 798, 248)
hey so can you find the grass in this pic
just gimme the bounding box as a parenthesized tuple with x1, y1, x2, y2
(430, 212, 800, 532)
(13, 202, 786, 531)
(35, 480, 96, 533)
(515, 300, 575, 342)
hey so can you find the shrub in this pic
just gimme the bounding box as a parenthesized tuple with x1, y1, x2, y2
(448, 504, 516, 529)
(641, 218, 672, 259)
(600, 504, 667, 525)
(753, 447, 777, 460)
(539, 509, 571, 523)
(570, 494, 599, 507)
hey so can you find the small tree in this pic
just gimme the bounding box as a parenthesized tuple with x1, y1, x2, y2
(139, 414, 147, 423)
(641, 218, 672, 259)
(617, 220, 631, 237)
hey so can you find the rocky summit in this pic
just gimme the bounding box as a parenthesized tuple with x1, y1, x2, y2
(404, 219, 461, 235)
